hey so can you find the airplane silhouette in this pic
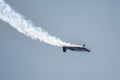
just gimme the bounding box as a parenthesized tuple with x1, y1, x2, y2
(63, 44, 90, 52)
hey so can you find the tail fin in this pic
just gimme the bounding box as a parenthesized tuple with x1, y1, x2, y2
(63, 47, 67, 52)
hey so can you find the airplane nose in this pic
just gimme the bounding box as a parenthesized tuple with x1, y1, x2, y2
(86, 49, 90, 52)
(88, 49, 90, 52)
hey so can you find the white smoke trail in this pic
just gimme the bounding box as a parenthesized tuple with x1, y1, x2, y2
(0, 0, 80, 47)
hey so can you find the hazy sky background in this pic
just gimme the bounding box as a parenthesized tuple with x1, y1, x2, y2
(0, 0, 120, 80)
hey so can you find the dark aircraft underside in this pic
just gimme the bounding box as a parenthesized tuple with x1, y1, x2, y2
(63, 46, 90, 52)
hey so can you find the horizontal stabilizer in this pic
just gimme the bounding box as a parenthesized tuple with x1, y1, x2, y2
(63, 47, 67, 52)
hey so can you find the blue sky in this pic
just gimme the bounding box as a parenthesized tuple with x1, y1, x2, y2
(0, 0, 120, 80)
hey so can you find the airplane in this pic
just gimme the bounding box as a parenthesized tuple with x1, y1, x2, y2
(62, 44, 90, 52)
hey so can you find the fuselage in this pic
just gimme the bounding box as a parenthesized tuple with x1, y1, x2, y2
(63, 46, 90, 52)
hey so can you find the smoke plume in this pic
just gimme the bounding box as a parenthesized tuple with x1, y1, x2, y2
(0, 0, 80, 47)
